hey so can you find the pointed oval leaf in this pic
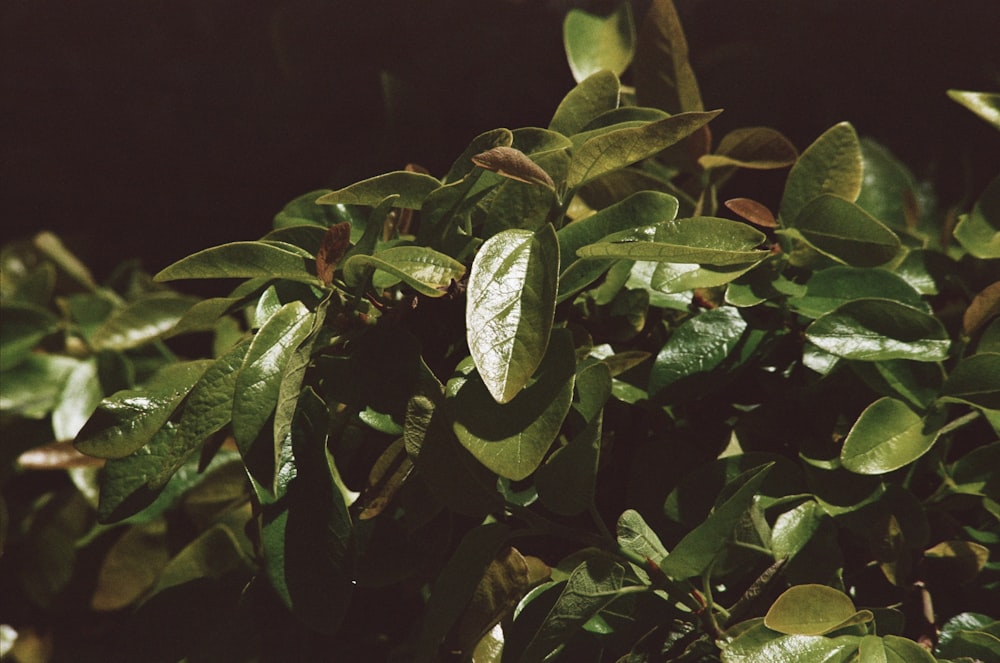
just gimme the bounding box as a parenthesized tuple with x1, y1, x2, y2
(764, 584, 859, 636)
(90, 293, 200, 351)
(445, 128, 514, 183)
(699, 127, 798, 171)
(342, 246, 466, 297)
(617, 509, 668, 565)
(790, 267, 925, 319)
(954, 174, 1000, 259)
(75, 361, 212, 459)
(791, 195, 902, 267)
(563, 4, 636, 83)
(466, 226, 559, 404)
(649, 306, 747, 397)
(940, 353, 1000, 410)
(779, 122, 863, 226)
(549, 70, 622, 136)
(577, 216, 768, 267)
(315, 170, 441, 209)
(841, 397, 941, 475)
(963, 280, 1000, 336)
(633, 0, 703, 114)
(806, 299, 950, 362)
(725, 198, 777, 228)
(471, 146, 555, 188)
(567, 110, 721, 188)
(154, 242, 315, 283)
(315, 222, 352, 285)
(948, 89, 1000, 130)
(231, 301, 314, 448)
(449, 331, 576, 480)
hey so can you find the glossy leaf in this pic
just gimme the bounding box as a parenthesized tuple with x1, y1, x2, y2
(75, 361, 212, 459)
(953, 175, 1000, 259)
(763, 584, 861, 636)
(567, 110, 721, 188)
(342, 246, 465, 297)
(790, 267, 925, 319)
(563, 4, 636, 83)
(660, 463, 772, 579)
(948, 89, 1000, 130)
(0, 354, 78, 419)
(466, 226, 559, 404)
(789, 195, 902, 267)
(154, 242, 316, 283)
(577, 216, 768, 266)
(231, 301, 314, 449)
(51, 357, 102, 440)
(272, 188, 359, 228)
(770, 500, 825, 562)
(849, 359, 942, 410)
(315, 170, 441, 209)
(633, 0, 703, 114)
(855, 138, 922, 232)
(805, 299, 951, 361)
(90, 293, 200, 351)
(779, 122, 863, 227)
(449, 330, 576, 480)
(840, 398, 941, 475)
(617, 509, 668, 565)
(940, 353, 1000, 409)
(699, 127, 798, 171)
(649, 306, 747, 397)
(0, 302, 59, 371)
(721, 625, 860, 663)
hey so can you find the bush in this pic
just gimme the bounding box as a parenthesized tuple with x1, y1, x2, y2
(2, 2, 998, 661)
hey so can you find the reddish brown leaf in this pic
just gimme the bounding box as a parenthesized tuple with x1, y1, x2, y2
(471, 146, 554, 188)
(448, 545, 531, 655)
(19, 440, 105, 470)
(316, 221, 352, 285)
(963, 280, 1000, 336)
(358, 438, 413, 520)
(725, 197, 778, 228)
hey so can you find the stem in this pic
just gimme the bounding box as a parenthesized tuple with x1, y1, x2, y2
(937, 409, 981, 437)
(730, 540, 773, 557)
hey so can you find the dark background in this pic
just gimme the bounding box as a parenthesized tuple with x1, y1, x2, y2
(3, 0, 999, 286)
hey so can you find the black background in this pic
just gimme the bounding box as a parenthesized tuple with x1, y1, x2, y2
(3, 0, 999, 286)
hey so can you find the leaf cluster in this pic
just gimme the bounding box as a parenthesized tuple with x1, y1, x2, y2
(1, 2, 998, 661)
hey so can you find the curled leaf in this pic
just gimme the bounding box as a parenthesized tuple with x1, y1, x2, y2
(315, 222, 352, 285)
(472, 146, 555, 189)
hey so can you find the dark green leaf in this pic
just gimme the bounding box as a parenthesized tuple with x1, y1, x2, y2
(840, 397, 941, 475)
(855, 139, 922, 232)
(549, 71, 622, 136)
(660, 463, 772, 579)
(76, 361, 212, 459)
(770, 500, 825, 562)
(788, 195, 902, 267)
(563, 4, 636, 83)
(940, 353, 1000, 409)
(0, 302, 60, 371)
(633, 0, 703, 114)
(649, 306, 747, 397)
(154, 242, 316, 283)
(91, 293, 200, 351)
(779, 122, 863, 227)
(953, 175, 1000, 259)
(272, 188, 362, 228)
(617, 509, 668, 565)
(315, 170, 441, 209)
(698, 127, 798, 171)
(342, 246, 466, 297)
(449, 330, 576, 481)
(51, 357, 101, 440)
(567, 110, 721, 188)
(0, 354, 78, 419)
(805, 299, 951, 361)
(466, 226, 559, 404)
(790, 266, 925, 319)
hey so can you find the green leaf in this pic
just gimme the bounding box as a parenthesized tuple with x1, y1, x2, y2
(577, 216, 768, 266)
(790, 266, 925, 319)
(231, 302, 314, 450)
(535, 362, 610, 516)
(763, 584, 861, 636)
(154, 242, 316, 283)
(805, 299, 951, 362)
(449, 330, 576, 481)
(90, 293, 200, 351)
(849, 359, 943, 410)
(770, 500, 825, 562)
(633, 0, 703, 114)
(51, 357, 102, 440)
(954, 175, 1000, 259)
(0, 354, 78, 419)
(649, 306, 747, 397)
(466, 226, 559, 404)
(855, 139, 922, 232)
(520, 556, 626, 662)
(617, 509, 668, 565)
(75, 361, 212, 459)
(948, 89, 1000, 131)
(315, 170, 441, 209)
(567, 110, 721, 188)
(563, 4, 636, 83)
(779, 122, 863, 227)
(940, 353, 1000, 410)
(0, 302, 60, 371)
(698, 127, 798, 170)
(272, 188, 362, 229)
(660, 463, 772, 579)
(949, 442, 1000, 499)
(840, 397, 941, 475)
(257, 389, 353, 634)
(342, 246, 466, 297)
(415, 523, 510, 662)
(444, 128, 513, 184)
(648, 260, 760, 294)
(722, 628, 861, 663)
(788, 195, 902, 267)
